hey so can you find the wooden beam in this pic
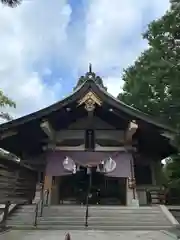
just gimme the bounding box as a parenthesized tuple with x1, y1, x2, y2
(20, 160, 45, 165)
(40, 120, 55, 141)
(43, 143, 135, 152)
(0, 130, 18, 139)
(68, 116, 116, 130)
(43, 129, 125, 144)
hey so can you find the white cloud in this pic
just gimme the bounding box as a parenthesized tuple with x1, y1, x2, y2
(0, 0, 71, 119)
(83, 0, 170, 96)
(0, 0, 170, 120)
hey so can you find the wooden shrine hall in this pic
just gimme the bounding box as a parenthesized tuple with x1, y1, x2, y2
(0, 148, 37, 204)
(0, 67, 177, 206)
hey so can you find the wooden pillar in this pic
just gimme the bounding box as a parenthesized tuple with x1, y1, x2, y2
(44, 175, 52, 205)
(51, 177, 61, 205)
(150, 162, 156, 185)
(153, 161, 163, 185)
(130, 154, 136, 199)
(126, 153, 139, 206)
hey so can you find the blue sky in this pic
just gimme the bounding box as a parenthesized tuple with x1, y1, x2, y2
(0, 0, 170, 119)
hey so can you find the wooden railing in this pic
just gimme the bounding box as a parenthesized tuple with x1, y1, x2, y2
(0, 201, 10, 229)
(34, 200, 40, 227)
(85, 195, 89, 227)
(146, 189, 166, 205)
(85, 172, 92, 227)
(34, 189, 49, 227)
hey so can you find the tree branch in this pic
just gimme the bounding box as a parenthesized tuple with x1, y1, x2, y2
(1, 0, 21, 7)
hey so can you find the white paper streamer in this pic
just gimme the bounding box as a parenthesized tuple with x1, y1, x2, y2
(63, 156, 76, 173)
(103, 157, 116, 173)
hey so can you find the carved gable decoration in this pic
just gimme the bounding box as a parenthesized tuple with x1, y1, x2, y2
(77, 91, 102, 112)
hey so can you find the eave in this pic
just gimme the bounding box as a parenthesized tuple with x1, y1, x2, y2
(0, 77, 177, 135)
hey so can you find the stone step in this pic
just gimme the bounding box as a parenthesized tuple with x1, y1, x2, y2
(9, 215, 35, 219)
(42, 213, 165, 218)
(45, 205, 160, 209)
(87, 210, 162, 213)
(17, 205, 36, 209)
(89, 217, 169, 221)
(43, 206, 160, 210)
(7, 221, 34, 226)
(9, 224, 172, 231)
(6, 204, 174, 231)
(42, 213, 85, 216)
(88, 209, 162, 212)
(7, 217, 34, 221)
(15, 210, 35, 213)
(42, 211, 162, 215)
(16, 208, 35, 211)
(88, 219, 171, 224)
(38, 221, 85, 225)
(38, 220, 170, 226)
(6, 204, 35, 227)
(45, 208, 161, 212)
(13, 212, 35, 216)
(43, 209, 162, 212)
(38, 217, 169, 223)
(39, 215, 167, 220)
(14, 210, 35, 214)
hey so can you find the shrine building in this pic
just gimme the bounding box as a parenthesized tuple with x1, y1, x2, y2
(0, 67, 177, 206)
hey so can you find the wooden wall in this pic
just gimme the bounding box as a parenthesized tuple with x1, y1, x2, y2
(0, 156, 37, 204)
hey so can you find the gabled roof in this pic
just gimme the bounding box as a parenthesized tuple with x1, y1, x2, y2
(0, 70, 176, 133)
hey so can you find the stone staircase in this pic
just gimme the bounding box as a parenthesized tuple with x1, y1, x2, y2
(6, 204, 36, 229)
(87, 206, 174, 230)
(5, 205, 176, 230)
(167, 206, 180, 225)
(38, 205, 85, 230)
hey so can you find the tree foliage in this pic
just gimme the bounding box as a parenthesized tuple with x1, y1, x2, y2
(0, 90, 15, 121)
(1, 0, 21, 7)
(119, 1, 180, 191)
(119, 2, 180, 128)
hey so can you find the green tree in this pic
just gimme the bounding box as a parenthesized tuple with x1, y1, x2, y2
(163, 156, 180, 188)
(0, 90, 15, 121)
(119, 0, 180, 195)
(119, 48, 173, 123)
(1, 0, 21, 7)
(119, 0, 180, 128)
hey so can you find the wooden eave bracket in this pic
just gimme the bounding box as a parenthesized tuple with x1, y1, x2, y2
(40, 120, 55, 141)
(161, 131, 177, 148)
(161, 131, 174, 141)
(125, 120, 138, 143)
